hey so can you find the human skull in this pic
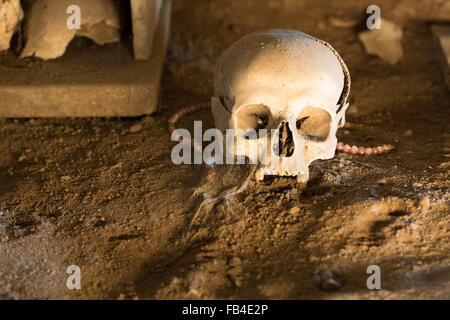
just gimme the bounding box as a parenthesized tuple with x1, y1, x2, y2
(212, 29, 351, 182)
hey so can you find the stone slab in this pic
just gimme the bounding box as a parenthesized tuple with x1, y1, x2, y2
(131, 0, 162, 60)
(431, 25, 450, 91)
(0, 0, 171, 117)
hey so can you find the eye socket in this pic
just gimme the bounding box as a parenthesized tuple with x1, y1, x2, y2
(235, 104, 274, 139)
(296, 106, 332, 142)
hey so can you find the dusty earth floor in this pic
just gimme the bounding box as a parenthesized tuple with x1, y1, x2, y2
(0, 0, 449, 299)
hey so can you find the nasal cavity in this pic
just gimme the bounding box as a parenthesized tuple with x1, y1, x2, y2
(274, 121, 295, 157)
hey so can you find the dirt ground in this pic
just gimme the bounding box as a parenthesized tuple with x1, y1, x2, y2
(0, 0, 449, 299)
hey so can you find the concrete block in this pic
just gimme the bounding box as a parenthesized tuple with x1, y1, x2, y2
(0, 0, 171, 117)
(21, 0, 120, 60)
(431, 25, 450, 91)
(131, 0, 162, 60)
(0, 0, 24, 51)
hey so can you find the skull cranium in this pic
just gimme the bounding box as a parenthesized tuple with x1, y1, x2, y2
(212, 29, 351, 182)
